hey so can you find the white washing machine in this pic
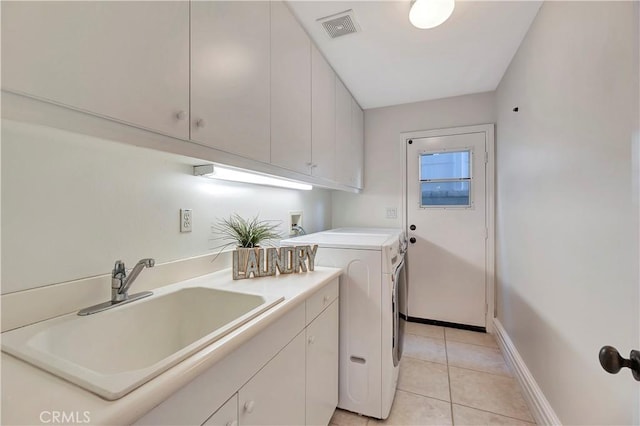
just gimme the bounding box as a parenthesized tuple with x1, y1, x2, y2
(281, 228, 407, 419)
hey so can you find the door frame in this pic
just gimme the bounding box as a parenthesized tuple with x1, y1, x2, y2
(400, 124, 496, 333)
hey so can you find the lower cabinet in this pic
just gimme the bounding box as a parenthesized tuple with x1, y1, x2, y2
(134, 279, 339, 426)
(203, 394, 238, 426)
(239, 332, 306, 425)
(306, 301, 339, 426)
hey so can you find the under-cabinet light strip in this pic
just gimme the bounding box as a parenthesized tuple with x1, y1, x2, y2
(194, 165, 313, 191)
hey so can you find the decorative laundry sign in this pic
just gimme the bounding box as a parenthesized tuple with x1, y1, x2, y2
(232, 245, 319, 280)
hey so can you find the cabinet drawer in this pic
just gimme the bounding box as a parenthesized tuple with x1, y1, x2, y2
(306, 278, 338, 324)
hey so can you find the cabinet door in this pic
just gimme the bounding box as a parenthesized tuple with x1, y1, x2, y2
(1, 1, 190, 139)
(311, 46, 336, 181)
(203, 394, 238, 426)
(334, 78, 353, 186)
(306, 300, 339, 426)
(191, 1, 271, 163)
(350, 99, 365, 189)
(239, 332, 305, 425)
(270, 1, 312, 174)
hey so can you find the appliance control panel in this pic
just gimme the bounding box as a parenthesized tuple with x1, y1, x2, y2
(383, 233, 406, 272)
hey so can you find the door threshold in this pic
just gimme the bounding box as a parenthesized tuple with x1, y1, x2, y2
(403, 314, 486, 333)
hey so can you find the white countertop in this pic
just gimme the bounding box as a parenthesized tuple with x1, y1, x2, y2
(1, 266, 342, 426)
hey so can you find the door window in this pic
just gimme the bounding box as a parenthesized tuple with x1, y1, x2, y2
(419, 150, 472, 207)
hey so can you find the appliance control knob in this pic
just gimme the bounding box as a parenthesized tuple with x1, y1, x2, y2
(409, 237, 417, 244)
(244, 400, 255, 414)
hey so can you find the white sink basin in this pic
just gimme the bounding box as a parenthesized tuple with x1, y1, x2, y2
(1, 287, 284, 400)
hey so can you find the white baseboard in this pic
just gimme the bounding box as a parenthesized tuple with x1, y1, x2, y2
(493, 318, 562, 425)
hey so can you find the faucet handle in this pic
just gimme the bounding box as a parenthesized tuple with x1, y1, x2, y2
(113, 260, 126, 277)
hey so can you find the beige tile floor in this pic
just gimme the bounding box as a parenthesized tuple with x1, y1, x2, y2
(330, 323, 535, 426)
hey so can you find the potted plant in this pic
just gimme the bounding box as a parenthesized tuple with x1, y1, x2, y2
(214, 214, 282, 279)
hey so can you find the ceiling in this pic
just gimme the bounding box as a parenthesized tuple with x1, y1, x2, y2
(287, 0, 542, 109)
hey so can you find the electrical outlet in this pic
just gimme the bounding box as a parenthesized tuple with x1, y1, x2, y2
(385, 207, 397, 219)
(180, 209, 193, 233)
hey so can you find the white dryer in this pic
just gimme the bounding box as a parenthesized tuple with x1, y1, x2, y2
(281, 228, 407, 419)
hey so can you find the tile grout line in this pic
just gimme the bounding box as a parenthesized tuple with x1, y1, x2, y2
(362, 324, 526, 425)
(398, 352, 516, 386)
(407, 328, 501, 349)
(403, 350, 513, 378)
(450, 402, 536, 424)
(447, 339, 500, 349)
(445, 363, 514, 379)
(395, 387, 452, 405)
(444, 328, 455, 425)
(405, 331, 445, 341)
(402, 353, 448, 366)
(443, 328, 535, 424)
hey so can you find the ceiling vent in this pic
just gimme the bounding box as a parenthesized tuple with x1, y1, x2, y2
(317, 10, 361, 39)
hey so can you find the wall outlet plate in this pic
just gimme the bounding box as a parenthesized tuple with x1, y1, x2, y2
(180, 209, 192, 233)
(289, 210, 303, 236)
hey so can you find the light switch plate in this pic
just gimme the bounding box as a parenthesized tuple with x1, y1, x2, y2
(180, 209, 192, 233)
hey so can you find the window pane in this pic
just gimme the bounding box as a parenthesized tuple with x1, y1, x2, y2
(420, 151, 470, 180)
(421, 181, 470, 206)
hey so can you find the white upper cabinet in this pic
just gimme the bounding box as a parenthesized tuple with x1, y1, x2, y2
(334, 79, 364, 189)
(3, 1, 363, 191)
(270, 1, 312, 175)
(311, 46, 337, 181)
(190, 1, 271, 163)
(351, 99, 365, 189)
(335, 79, 354, 186)
(1, 1, 190, 139)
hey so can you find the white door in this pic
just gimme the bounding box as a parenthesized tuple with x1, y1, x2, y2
(406, 130, 489, 328)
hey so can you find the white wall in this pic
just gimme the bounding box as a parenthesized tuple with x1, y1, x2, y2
(332, 92, 496, 228)
(495, 2, 639, 424)
(1, 119, 332, 294)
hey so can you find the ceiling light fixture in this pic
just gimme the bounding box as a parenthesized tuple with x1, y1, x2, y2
(194, 165, 313, 191)
(409, 0, 455, 29)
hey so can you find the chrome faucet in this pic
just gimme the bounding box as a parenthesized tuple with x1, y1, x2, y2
(111, 258, 155, 302)
(78, 258, 155, 316)
(291, 225, 306, 235)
